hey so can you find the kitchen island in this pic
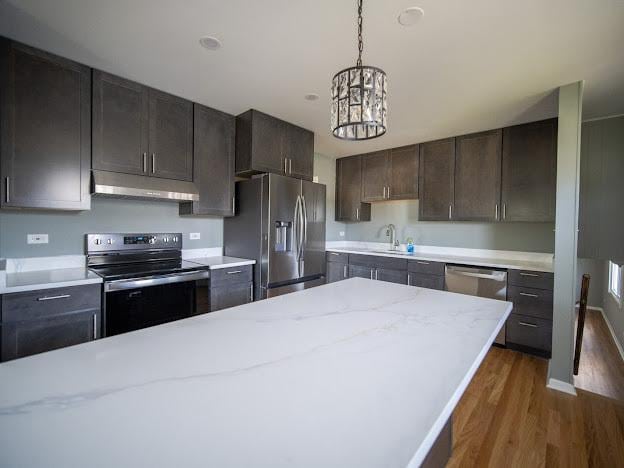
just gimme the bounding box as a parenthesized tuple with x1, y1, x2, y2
(0, 278, 511, 468)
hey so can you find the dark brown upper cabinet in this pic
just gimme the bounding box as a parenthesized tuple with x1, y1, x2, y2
(0, 39, 91, 210)
(180, 104, 235, 217)
(501, 119, 557, 222)
(92, 70, 193, 181)
(419, 138, 455, 221)
(361, 145, 419, 202)
(361, 150, 390, 202)
(388, 145, 419, 200)
(335, 155, 371, 222)
(92, 70, 149, 176)
(453, 129, 502, 221)
(236, 109, 314, 181)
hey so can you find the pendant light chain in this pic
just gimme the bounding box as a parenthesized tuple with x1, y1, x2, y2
(356, 0, 363, 68)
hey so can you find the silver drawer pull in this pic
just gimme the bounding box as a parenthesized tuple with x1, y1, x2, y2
(519, 292, 539, 298)
(330, 252, 340, 256)
(519, 272, 540, 277)
(416, 261, 430, 265)
(37, 294, 71, 301)
(518, 321, 538, 328)
(227, 270, 243, 275)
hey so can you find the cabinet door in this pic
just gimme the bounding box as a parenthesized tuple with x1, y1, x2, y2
(327, 261, 348, 283)
(454, 129, 502, 221)
(237, 110, 285, 175)
(361, 150, 389, 202)
(210, 282, 253, 312)
(180, 104, 235, 216)
(389, 145, 419, 200)
(92, 70, 149, 176)
(335, 156, 371, 221)
(419, 138, 455, 221)
(148, 88, 193, 181)
(348, 264, 374, 279)
(408, 272, 445, 290)
(1, 309, 99, 362)
(506, 313, 552, 356)
(0, 39, 90, 210)
(285, 123, 314, 181)
(501, 119, 557, 222)
(376, 268, 407, 284)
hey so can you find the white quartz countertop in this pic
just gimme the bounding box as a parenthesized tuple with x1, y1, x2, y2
(185, 255, 256, 269)
(327, 245, 554, 273)
(0, 268, 103, 294)
(0, 278, 511, 468)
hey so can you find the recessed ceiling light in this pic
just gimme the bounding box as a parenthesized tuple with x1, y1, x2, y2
(304, 93, 319, 101)
(199, 36, 222, 50)
(398, 7, 424, 26)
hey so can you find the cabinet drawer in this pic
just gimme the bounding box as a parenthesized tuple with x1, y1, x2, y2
(348, 264, 374, 279)
(507, 285, 553, 320)
(408, 259, 445, 276)
(1, 284, 101, 323)
(326, 251, 349, 264)
(210, 282, 253, 312)
(508, 270, 553, 290)
(348, 254, 407, 271)
(376, 268, 408, 285)
(408, 273, 445, 290)
(210, 265, 253, 287)
(506, 313, 552, 355)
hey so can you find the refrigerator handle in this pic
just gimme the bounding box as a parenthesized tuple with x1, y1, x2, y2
(301, 195, 308, 256)
(293, 195, 301, 262)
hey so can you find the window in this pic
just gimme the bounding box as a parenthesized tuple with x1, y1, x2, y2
(608, 261, 622, 303)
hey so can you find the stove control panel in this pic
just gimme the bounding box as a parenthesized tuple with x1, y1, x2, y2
(86, 233, 183, 253)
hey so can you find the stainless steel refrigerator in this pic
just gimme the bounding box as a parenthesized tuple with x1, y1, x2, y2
(224, 173, 326, 300)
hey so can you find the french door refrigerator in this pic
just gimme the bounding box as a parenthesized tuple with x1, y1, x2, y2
(224, 174, 326, 300)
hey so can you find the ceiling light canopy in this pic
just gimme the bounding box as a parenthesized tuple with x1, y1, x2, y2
(199, 36, 222, 50)
(331, 0, 387, 141)
(398, 7, 424, 26)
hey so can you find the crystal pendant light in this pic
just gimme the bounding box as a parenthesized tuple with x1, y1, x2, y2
(331, 0, 387, 140)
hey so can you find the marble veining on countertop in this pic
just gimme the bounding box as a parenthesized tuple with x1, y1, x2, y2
(0, 278, 511, 468)
(326, 241, 554, 273)
(185, 255, 256, 269)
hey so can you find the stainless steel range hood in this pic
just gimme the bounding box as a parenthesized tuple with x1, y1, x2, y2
(92, 170, 199, 202)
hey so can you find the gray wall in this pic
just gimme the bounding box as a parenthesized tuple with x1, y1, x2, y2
(602, 260, 624, 353)
(314, 153, 346, 241)
(0, 198, 223, 257)
(344, 200, 555, 252)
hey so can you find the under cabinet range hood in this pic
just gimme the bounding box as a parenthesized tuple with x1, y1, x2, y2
(91, 170, 199, 202)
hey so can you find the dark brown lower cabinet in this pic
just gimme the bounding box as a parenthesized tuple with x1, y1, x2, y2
(207, 265, 254, 312)
(505, 314, 552, 357)
(348, 264, 374, 279)
(326, 252, 349, 283)
(408, 272, 445, 290)
(376, 268, 407, 284)
(0, 284, 101, 362)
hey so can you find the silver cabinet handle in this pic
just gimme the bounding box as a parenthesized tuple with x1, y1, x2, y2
(387, 186, 391, 198)
(151, 153, 156, 174)
(375, 269, 379, 280)
(288, 158, 292, 175)
(407, 273, 411, 286)
(417, 261, 430, 265)
(518, 321, 538, 328)
(519, 292, 539, 298)
(503, 203, 507, 220)
(330, 252, 340, 256)
(449, 205, 453, 220)
(370, 268, 374, 280)
(142, 152, 147, 172)
(93, 313, 97, 338)
(37, 294, 71, 301)
(227, 270, 242, 275)
(249, 283, 254, 302)
(495, 204, 499, 220)
(356, 208, 359, 220)
(283, 157, 287, 174)
(383, 187, 386, 199)
(519, 272, 540, 277)
(343, 264, 348, 278)
(232, 196, 235, 215)
(5, 177, 10, 203)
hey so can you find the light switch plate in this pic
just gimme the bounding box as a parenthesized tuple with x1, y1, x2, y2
(339, 231, 345, 237)
(189, 232, 201, 240)
(313, 176, 319, 183)
(27, 234, 49, 244)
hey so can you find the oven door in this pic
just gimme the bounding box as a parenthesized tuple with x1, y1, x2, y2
(104, 271, 210, 337)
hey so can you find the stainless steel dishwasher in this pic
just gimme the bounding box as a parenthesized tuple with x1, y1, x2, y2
(445, 265, 508, 345)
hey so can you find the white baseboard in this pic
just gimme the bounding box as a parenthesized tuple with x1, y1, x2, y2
(547, 378, 578, 396)
(588, 306, 624, 361)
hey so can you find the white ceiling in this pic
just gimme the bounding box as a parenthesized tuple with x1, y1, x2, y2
(1, 0, 623, 157)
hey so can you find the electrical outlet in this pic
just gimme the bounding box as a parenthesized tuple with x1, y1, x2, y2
(189, 233, 201, 240)
(313, 176, 319, 183)
(27, 234, 48, 244)
(339, 231, 345, 237)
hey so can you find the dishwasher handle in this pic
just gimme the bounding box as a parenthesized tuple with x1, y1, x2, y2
(445, 265, 507, 282)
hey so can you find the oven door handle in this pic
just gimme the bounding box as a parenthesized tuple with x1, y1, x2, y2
(104, 270, 210, 292)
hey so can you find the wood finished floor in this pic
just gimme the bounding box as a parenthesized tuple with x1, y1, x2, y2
(446, 310, 624, 468)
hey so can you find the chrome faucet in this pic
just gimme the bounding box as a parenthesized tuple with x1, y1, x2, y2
(386, 224, 399, 250)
